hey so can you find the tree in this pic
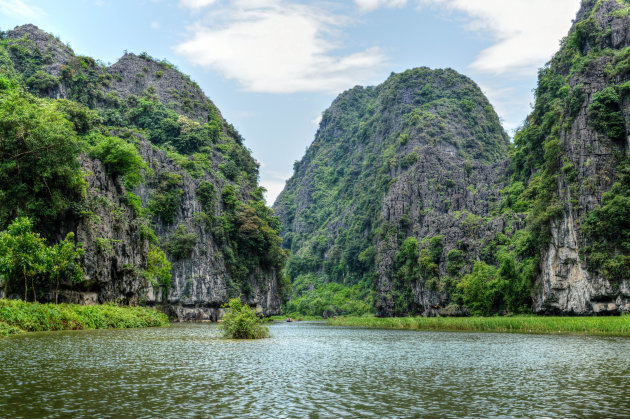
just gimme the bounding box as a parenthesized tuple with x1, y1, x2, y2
(455, 261, 499, 316)
(47, 232, 84, 303)
(0, 78, 84, 231)
(392, 237, 421, 316)
(90, 136, 147, 187)
(0, 217, 46, 301)
(0, 217, 84, 302)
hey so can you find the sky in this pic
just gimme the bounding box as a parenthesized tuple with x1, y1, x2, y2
(0, 0, 582, 204)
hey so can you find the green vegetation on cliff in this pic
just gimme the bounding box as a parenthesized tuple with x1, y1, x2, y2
(506, 0, 630, 289)
(275, 67, 510, 317)
(0, 25, 285, 306)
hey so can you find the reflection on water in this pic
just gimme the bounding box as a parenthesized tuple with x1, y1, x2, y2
(1, 322, 630, 417)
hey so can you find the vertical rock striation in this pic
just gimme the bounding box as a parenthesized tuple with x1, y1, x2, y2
(1, 24, 283, 318)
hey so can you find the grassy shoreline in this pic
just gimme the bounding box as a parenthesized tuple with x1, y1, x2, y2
(0, 299, 169, 337)
(327, 315, 630, 336)
(268, 314, 324, 322)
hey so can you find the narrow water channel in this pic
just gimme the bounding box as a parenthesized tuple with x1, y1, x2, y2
(2, 322, 629, 417)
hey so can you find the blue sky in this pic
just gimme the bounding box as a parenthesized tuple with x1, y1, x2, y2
(0, 0, 581, 203)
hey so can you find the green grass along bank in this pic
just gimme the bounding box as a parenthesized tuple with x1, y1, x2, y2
(0, 299, 169, 337)
(327, 315, 630, 336)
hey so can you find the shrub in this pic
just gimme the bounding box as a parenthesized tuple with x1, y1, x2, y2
(218, 297, 269, 339)
(196, 180, 217, 213)
(144, 245, 172, 301)
(165, 224, 197, 260)
(90, 136, 147, 186)
(147, 172, 183, 224)
(25, 70, 59, 94)
(588, 87, 625, 141)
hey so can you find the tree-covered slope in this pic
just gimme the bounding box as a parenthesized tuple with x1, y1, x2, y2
(274, 68, 511, 316)
(0, 24, 286, 317)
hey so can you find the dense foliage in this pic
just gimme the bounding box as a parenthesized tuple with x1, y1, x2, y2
(0, 75, 84, 233)
(218, 297, 269, 339)
(275, 67, 509, 317)
(0, 27, 285, 305)
(0, 217, 84, 302)
(283, 273, 373, 317)
(0, 299, 168, 335)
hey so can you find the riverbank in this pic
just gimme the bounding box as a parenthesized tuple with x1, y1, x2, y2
(0, 299, 169, 337)
(327, 315, 630, 336)
(268, 314, 323, 322)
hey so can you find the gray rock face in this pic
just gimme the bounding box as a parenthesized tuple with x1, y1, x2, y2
(6, 24, 73, 77)
(72, 154, 151, 304)
(532, 0, 630, 315)
(107, 53, 214, 122)
(375, 147, 513, 316)
(134, 140, 281, 316)
(62, 139, 281, 319)
(3, 24, 282, 319)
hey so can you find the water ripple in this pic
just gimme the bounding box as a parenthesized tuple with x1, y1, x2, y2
(1, 322, 630, 417)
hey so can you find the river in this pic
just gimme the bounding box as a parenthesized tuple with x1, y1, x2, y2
(1, 321, 630, 417)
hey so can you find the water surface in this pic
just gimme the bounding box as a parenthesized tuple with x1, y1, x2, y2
(2, 322, 630, 417)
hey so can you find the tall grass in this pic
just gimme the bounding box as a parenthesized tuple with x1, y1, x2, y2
(267, 314, 324, 322)
(328, 315, 630, 336)
(0, 299, 169, 336)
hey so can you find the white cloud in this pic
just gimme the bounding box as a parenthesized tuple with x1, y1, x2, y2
(419, 0, 581, 75)
(175, 0, 387, 94)
(179, 0, 219, 10)
(0, 0, 45, 20)
(354, 0, 407, 12)
(311, 113, 323, 126)
(259, 169, 292, 204)
(150, 21, 160, 29)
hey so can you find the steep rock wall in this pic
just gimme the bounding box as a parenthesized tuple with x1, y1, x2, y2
(530, 0, 630, 314)
(2, 24, 283, 318)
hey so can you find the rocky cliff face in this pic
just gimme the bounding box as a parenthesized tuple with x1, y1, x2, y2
(275, 68, 511, 316)
(276, 0, 630, 317)
(1, 24, 283, 318)
(524, 0, 630, 314)
(374, 150, 514, 316)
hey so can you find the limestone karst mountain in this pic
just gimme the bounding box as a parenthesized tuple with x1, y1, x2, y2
(275, 0, 630, 316)
(0, 24, 286, 319)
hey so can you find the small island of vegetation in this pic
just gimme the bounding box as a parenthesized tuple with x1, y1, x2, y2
(219, 297, 269, 339)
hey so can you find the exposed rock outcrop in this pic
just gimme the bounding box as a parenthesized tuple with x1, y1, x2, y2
(275, 67, 511, 316)
(2, 24, 283, 319)
(529, 0, 630, 314)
